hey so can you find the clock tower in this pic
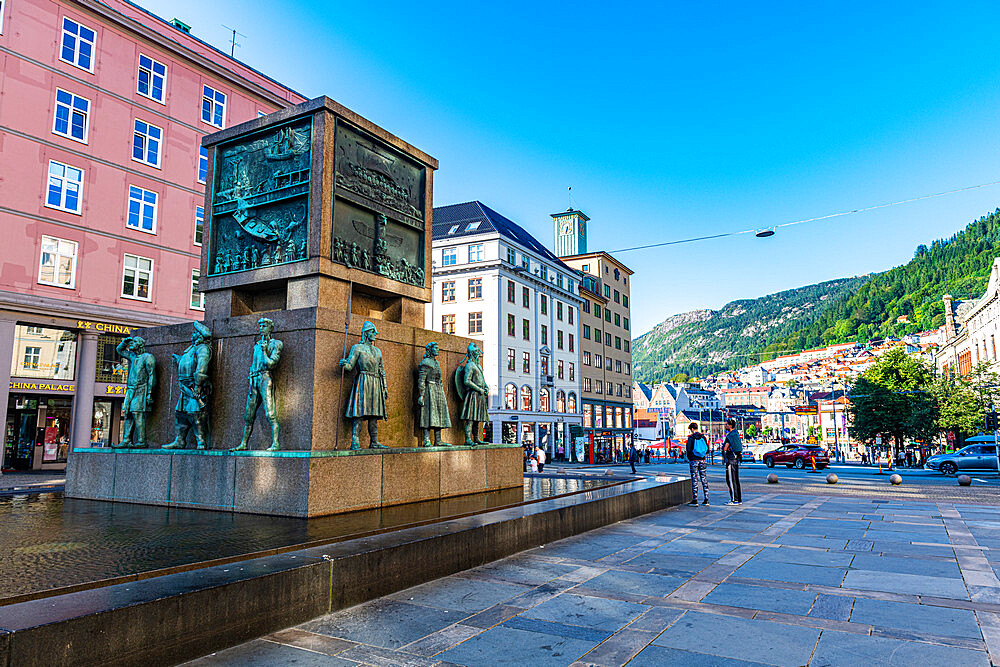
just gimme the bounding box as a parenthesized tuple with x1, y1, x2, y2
(552, 208, 589, 257)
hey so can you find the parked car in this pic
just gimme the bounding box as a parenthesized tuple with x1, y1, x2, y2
(926, 445, 999, 474)
(740, 450, 755, 463)
(762, 444, 830, 470)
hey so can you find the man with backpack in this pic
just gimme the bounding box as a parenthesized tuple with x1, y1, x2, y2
(723, 418, 743, 505)
(686, 422, 710, 506)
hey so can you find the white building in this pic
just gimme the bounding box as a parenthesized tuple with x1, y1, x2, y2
(939, 258, 1000, 376)
(426, 201, 583, 459)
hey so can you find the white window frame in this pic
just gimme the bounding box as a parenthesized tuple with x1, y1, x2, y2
(37, 235, 78, 289)
(198, 147, 209, 184)
(132, 119, 162, 168)
(136, 54, 167, 103)
(468, 244, 484, 262)
(23, 346, 41, 370)
(121, 253, 153, 301)
(201, 84, 227, 128)
(190, 269, 204, 311)
(44, 160, 83, 215)
(441, 247, 457, 266)
(0, 0, 6, 34)
(52, 88, 90, 144)
(194, 206, 204, 246)
(60, 17, 96, 73)
(126, 185, 158, 234)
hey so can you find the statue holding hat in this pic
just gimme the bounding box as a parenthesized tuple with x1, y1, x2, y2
(416, 341, 451, 447)
(338, 320, 389, 450)
(455, 343, 489, 445)
(233, 317, 283, 452)
(164, 321, 213, 450)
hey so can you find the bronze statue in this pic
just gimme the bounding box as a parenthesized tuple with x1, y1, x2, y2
(455, 343, 489, 445)
(339, 320, 388, 450)
(416, 342, 451, 447)
(111, 336, 156, 448)
(164, 321, 213, 450)
(233, 318, 283, 451)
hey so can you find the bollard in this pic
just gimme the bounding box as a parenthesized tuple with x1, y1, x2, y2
(808, 456, 819, 473)
(889, 473, 902, 485)
(766, 473, 779, 484)
(876, 459, 884, 475)
(958, 474, 972, 487)
(826, 473, 838, 484)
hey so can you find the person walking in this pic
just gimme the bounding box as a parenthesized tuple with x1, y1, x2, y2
(535, 445, 546, 472)
(723, 419, 743, 505)
(685, 422, 710, 506)
(629, 441, 638, 474)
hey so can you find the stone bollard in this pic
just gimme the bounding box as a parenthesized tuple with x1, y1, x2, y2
(826, 473, 838, 484)
(958, 474, 972, 486)
(766, 473, 779, 484)
(889, 474, 902, 485)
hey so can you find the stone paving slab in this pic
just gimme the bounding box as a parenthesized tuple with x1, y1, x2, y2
(185, 492, 1000, 666)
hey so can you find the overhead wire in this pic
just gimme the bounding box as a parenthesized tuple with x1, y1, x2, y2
(609, 178, 1000, 254)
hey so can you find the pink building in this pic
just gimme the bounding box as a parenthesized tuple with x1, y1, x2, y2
(0, 0, 306, 470)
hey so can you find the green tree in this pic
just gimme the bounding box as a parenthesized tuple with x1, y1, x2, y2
(847, 348, 937, 458)
(672, 372, 689, 383)
(746, 424, 758, 438)
(932, 363, 1000, 436)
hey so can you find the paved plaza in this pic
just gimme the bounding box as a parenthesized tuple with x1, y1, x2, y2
(187, 491, 1000, 666)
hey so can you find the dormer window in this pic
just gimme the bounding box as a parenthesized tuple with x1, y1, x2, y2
(465, 221, 481, 231)
(448, 225, 459, 234)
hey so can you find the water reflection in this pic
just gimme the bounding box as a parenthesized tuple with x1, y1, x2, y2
(0, 475, 610, 602)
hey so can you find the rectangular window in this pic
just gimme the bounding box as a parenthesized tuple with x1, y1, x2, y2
(625, 362, 631, 375)
(127, 185, 158, 233)
(557, 330, 563, 350)
(541, 356, 549, 375)
(202, 85, 227, 127)
(507, 314, 516, 336)
(132, 119, 162, 167)
(583, 324, 591, 339)
(468, 244, 484, 262)
(617, 384, 623, 397)
(122, 253, 153, 300)
(569, 334, 574, 353)
(595, 381, 603, 395)
(507, 280, 515, 302)
(23, 346, 41, 370)
(594, 304, 601, 318)
(606, 356, 613, 370)
(583, 351, 591, 366)
(521, 254, 530, 269)
(442, 314, 455, 334)
(137, 54, 166, 103)
(38, 235, 78, 288)
(522, 286, 529, 308)
(583, 300, 590, 314)
(604, 284, 611, 297)
(605, 332, 612, 346)
(540, 294, 547, 315)
(190, 269, 204, 310)
(468, 312, 483, 334)
(541, 324, 547, 346)
(468, 277, 482, 300)
(60, 18, 96, 72)
(623, 295, 629, 308)
(522, 319, 530, 341)
(507, 348, 515, 371)
(615, 360, 622, 373)
(441, 280, 455, 302)
(505, 247, 515, 264)
(624, 340, 630, 353)
(556, 274, 563, 288)
(584, 378, 592, 392)
(198, 147, 209, 184)
(569, 363, 575, 381)
(441, 247, 457, 266)
(557, 360, 564, 380)
(540, 266, 547, 280)
(614, 290, 620, 303)
(523, 352, 530, 374)
(568, 307, 574, 325)
(45, 161, 83, 214)
(623, 317, 629, 331)
(557, 302, 563, 321)
(614, 313, 621, 327)
(605, 309, 612, 323)
(194, 206, 204, 245)
(607, 381, 614, 395)
(53, 89, 90, 143)
(595, 354, 602, 368)
(595, 329, 601, 342)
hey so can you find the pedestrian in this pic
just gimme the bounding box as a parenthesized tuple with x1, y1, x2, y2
(685, 422, 710, 506)
(535, 445, 546, 472)
(629, 441, 638, 474)
(722, 418, 743, 505)
(528, 456, 538, 473)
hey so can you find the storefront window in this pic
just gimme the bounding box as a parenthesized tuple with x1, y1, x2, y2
(41, 397, 72, 462)
(92, 399, 113, 446)
(583, 404, 592, 428)
(595, 408, 603, 428)
(96, 334, 129, 383)
(615, 407, 623, 429)
(11, 325, 77, 379)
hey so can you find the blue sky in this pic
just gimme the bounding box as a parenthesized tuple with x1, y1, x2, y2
(146, 0, 1000, 335)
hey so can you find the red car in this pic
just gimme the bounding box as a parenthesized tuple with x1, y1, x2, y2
(762, 444, 830, 470)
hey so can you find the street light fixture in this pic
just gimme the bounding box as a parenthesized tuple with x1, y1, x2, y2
(756, 228, 775, 238)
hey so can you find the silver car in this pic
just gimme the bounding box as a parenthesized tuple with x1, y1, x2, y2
(925, 445, 999, 474)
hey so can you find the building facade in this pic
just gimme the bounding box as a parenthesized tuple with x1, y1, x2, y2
(426, 202, 583, 459)
(559, 237, 635, 459)
(0, 0, 304, 469)
(938, 258, 1000, 377)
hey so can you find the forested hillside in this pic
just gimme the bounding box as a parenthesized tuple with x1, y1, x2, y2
(632, 208, 1000, 383)
(632, 277, 867, 382)
(759, 209, 1000, 359)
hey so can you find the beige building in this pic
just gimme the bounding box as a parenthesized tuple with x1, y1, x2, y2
(559, 244, 634, 458)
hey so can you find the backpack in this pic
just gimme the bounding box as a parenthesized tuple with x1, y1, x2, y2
(728, 432, 743, 454)
(693, 437, 708, 457)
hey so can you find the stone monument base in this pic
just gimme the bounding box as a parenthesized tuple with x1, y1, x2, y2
(65, 444, 522, 518)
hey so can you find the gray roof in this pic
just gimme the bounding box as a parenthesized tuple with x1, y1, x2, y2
(433, 201, 574, 273)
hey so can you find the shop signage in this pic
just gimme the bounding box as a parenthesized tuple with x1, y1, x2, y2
(76, 320, 135, 335)
(104, 385, 128, 395)
(9, 381, 75, 392)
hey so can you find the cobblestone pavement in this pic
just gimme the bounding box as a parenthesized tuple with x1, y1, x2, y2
(187, 492, 1000, 666)
(0, 471, 64, 490)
